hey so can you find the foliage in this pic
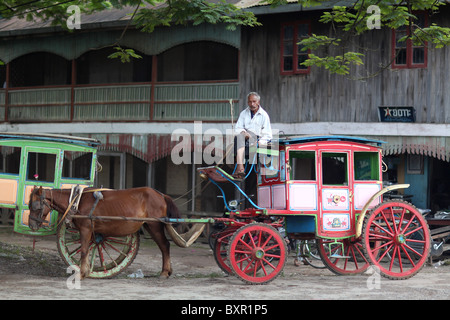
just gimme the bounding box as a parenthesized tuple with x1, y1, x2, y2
(107, 46, 143, 62)
(134, 0, 261, 33)
(0, 0, 259, 31)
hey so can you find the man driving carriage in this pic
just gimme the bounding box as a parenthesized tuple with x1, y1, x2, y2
(233, 92, 272, 179)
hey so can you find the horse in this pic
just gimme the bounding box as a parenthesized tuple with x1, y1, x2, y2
(28, 186, 181, 279)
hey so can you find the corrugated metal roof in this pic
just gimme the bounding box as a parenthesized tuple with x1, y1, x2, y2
(0, 132, 101, 147)
(235, 0, 298, 8)
(0, 0, 447, 37)
(0, 6, 139, 36)
(0, 1, 286, 36)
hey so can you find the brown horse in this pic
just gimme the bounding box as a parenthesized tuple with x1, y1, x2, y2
(28, 186, 180, 279)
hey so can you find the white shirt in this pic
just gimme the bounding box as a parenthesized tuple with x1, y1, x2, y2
(235, 106, 272, 142)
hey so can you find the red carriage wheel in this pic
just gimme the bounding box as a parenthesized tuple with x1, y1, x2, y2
(212, 228, 237, 275)
(317, 237, 370, 275)
(362, 200, 430, 280)
(228, 223, 287, 284)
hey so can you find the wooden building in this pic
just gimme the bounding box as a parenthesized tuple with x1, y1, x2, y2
(0, 1, 449, 222)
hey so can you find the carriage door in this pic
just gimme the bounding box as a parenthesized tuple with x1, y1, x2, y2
(15, 146, 62, 235)
(319, 150, 354, 238)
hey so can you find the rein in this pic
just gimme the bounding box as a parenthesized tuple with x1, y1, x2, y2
(29, 189, 52, 225)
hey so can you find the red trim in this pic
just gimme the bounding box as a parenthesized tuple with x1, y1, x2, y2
(150, 55, 157, 121)
(70, 59, 76, 121)
(5, 79, 239, 91)
(391, 13, 428, 69)
(8, 103, 70, 108)
(4, 63, 9, 122)
(154, 100, 239, 104)
(280, 21, 311, 75)
(74, 101, 150, 106)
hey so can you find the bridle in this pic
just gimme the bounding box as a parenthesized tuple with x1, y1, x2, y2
(29, 189, 52, 226)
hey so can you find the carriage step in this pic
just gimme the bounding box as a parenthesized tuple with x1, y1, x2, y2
(330, 254, 351, 259)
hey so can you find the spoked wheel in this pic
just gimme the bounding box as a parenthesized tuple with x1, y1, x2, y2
(57, 223, 140, 278)
(212, 227, 237, 275)
(362, 200, 431, 280)
(228, 223, 287, 284)
(317, 237, 370, 275)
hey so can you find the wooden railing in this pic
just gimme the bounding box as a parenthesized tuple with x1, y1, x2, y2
(0, 81, 239, 123)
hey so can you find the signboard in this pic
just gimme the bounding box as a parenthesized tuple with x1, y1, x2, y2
(378, 106, 415, 122)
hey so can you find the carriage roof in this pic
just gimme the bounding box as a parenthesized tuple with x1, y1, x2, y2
(277, 135, 385, 147)
(0, 132, 101, 148)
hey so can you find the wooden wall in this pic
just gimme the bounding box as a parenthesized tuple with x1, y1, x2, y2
(239, 8, 450, 124)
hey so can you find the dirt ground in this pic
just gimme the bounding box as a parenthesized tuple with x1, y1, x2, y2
(1, 226, 450, 302)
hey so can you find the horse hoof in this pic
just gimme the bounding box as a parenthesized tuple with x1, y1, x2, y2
(159, 272, 171, 279)
(80, 269, 89, 280)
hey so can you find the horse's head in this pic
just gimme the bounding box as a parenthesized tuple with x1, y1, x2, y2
(28, 186, 52, 231)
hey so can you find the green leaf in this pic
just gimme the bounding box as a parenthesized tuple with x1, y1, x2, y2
(107, 47, 142, 63)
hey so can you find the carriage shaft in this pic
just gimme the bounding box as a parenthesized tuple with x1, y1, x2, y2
(70, 215, 215, 224)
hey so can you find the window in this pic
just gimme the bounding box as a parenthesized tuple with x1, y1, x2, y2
(281, 21, 310, 75)
(9, 52, 71, 87)
(76, 48, 152, 84)
(62, 152, 93, 180)
(322, 153, 348, 185)
(0, 146, 21, 174)
(354, 152, 379, 180)
(157, 41, 238, 81)
(27, 152, 56, 182)
(0, 64, 6, 88)
(392, 13, 427, 69)
(289, 151, 315, 180)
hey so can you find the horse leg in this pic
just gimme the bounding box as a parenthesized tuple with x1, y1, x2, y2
(144, 222, 172, 278)
(79, 227, 92, 279)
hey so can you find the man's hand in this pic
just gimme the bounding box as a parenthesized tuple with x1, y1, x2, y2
(241, 130, 251, 140)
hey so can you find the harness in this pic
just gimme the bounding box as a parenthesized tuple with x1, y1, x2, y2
(28, 186, 108, 230)
(59, 185, 86, 227)
(59, 186, 108, 228)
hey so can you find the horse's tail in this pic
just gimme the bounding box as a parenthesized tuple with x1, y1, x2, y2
(163, 194, 181, 219)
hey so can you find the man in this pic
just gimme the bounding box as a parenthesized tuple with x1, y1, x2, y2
(233, 92, 272, 178)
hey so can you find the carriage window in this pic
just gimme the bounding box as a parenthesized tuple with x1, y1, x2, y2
(354, 152, 379, 180)
(0, 146, 21, 174)
(27, 152, 56, 182)
(289, 151, 315, 180)
(322, 152, 348, 185)
(62, 151, 93, 180)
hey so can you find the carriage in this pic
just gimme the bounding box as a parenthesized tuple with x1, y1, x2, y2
(0, 132, 99, 236)
(5, 133, 431, 284)
(198, 135, 431, 283)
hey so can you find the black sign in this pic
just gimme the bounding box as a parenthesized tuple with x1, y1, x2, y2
(378, 106, 415, 122)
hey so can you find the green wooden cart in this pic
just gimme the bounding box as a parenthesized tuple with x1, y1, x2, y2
(0, 133, 100, 236)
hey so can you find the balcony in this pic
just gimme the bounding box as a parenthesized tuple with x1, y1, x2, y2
(0, 81, 239, 123)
